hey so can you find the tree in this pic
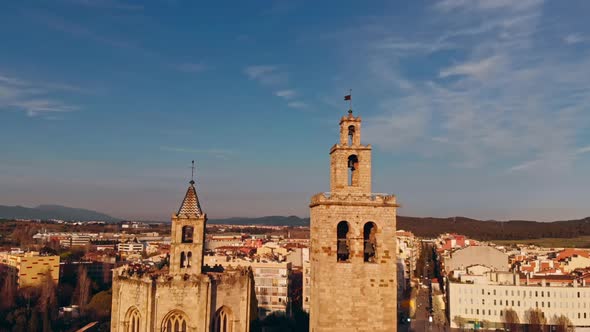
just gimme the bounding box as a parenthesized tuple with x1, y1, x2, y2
(552, 315, 574, 332)
(39, 271, 57, 332)
(0, 272, 17, 310)
(526, 308, 547, 332)
(453, 316, 467, 331)
(504, 308, 521, 332)
(432, 293, 446, 327)
(86, 289, 112, 320)
(74, 265, 91, 308)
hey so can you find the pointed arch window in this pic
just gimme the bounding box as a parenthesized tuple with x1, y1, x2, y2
(125, 307, 141, 332)
(364, 222, 377, 263)
(337, 221, 350, 262)
(214, 306, 233, 332)
(347, 154, 359, 186)
(162, 311, 188, 332)
(181, 225, 194, 243)
(187, 251, 192, 268)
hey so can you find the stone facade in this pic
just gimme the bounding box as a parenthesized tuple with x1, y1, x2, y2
(111, 181, 256, 332)
(309, 112, 398, 332)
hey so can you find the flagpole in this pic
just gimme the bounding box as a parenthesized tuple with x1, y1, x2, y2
(348, 89, 352, 114)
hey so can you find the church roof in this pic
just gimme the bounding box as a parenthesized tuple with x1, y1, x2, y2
(177, 180, 203, 217)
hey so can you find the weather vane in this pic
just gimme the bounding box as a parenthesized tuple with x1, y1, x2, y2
(190, 160, 196, 184)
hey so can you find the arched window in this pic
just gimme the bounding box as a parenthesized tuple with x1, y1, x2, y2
(162, 311, 188, 332)
(125, 307, 141, 332)
(364, 222, 377, 263)
(214, 306, 233, 332)
(180, 251, 186, 268)
(347, 125, 355, 146)
(347, 154, 359, 186)
(187, 251, 192, 268)
(337, 221, 350, 262)
(181, 225, 193, 243)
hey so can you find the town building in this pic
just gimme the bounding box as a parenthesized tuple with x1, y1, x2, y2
(0, 251, 60, 288)
(448, 271, 590, 329)
(204, 255, 292, 318)
(117, 237, 144, 253)
(309, 110, 398, 331)
(110, 179, 256, 332)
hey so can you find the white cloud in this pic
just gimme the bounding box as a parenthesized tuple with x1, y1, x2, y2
(564, 34, 587, 45)
(244, 65, 277, 80)
(0, 72, 81, 118)
(349, 0, 590, 175)
(275, 89, 296, 99)
(439, 55, 505, 79)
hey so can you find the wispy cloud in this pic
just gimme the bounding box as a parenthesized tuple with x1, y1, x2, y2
(563, 34, 588, 45)
(346, 0, 590, 175)
(244, 65, 286, 85)
(275, 89, 296, 99)
(439, 55, 505, 80)
(0, 72, 82, 117)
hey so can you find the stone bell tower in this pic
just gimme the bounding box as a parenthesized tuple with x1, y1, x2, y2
(169, 178, 206, 275)
(309, 110, 398, 332)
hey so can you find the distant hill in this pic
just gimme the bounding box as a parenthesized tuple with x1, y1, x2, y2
(208, 215, 590, 241)
(209, 216, 310, 227)
(0, 204, 120, 222)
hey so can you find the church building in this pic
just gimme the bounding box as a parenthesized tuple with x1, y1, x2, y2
(110, 179, 256, 332)
(309, 110, 399, 331)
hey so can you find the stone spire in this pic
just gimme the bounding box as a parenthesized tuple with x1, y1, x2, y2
(177, 181, 203, 217)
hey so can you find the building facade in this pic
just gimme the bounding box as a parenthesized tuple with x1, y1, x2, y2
(449, 277, 590, 329)
(0, 252, 60, 288)
(204, 255, 292, 318)
(111, 180, 256, 332)
(309, 111, 398, 332)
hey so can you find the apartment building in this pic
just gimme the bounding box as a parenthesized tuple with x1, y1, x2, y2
(449, 272, 590, 329)
(204, 255, 292, 318)
(0, 251, 60, 287)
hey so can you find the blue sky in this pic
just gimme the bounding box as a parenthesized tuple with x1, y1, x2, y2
(1, 0, 590, 221)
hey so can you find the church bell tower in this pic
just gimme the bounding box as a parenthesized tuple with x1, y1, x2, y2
(309, 110, 398, 331)
(169, 177, 206, 275)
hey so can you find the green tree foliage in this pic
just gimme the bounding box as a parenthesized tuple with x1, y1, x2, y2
(87, 289, 112, 320)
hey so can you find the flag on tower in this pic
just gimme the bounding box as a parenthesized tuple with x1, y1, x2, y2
(344, 94, 351, 101)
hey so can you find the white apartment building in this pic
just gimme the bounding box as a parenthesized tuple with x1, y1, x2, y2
(449, 273, 590, 329)
(117, 238, 144, 253)
(302, 259, 311, 312)
(204, 255, 291, 318)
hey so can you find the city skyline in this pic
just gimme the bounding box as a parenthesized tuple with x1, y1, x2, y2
(1, 0, 590, 221)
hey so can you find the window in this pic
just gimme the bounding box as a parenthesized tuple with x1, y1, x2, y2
(214, 306, 233, 332)
(482, 289, 485, 295)
(162, 311, 188, 332)
(494, 299, 496, 305)
(187, 252, 192, 268)
(337, 221, 350, 262)
(347, 155, 359, 186)
(363, 222, 377, 263)
(180, 251, 186, 268)
(482, 299, 485, 305)
(578, 292, 581, 298)
(493, 290, 496, 295)
(347, 125, 355, 146)
(181, 225, 194, 243)
(125, 307, 140, 332)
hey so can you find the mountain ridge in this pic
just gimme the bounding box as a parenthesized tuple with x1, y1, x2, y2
(0, 204, 120, 222)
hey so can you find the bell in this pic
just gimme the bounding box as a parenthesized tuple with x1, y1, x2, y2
(364, 241, 375, 255)
(337, 239, 349, 254)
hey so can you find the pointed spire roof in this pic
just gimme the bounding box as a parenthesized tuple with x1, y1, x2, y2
(177, 180, 203, 217)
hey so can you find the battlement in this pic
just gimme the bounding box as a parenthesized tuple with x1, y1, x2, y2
(309, 191, 398, 207)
